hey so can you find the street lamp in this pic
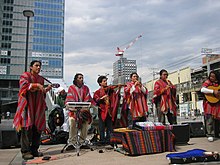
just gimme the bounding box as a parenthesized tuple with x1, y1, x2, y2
(201, 48, 213, 77)
(23, 10, 34, 71)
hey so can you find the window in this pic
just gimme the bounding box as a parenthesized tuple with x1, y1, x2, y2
(1, 43, 11, 48)
(3, 13, 13, 19)
(3, 6, 13, 11)
(4, 0, 14, 4)
(3, 20, 12, 26)
(1, 91, 8, 98)
(0, 58, 10, 64)
(2, 35, 12, 41)
(2, 28, 12, 33)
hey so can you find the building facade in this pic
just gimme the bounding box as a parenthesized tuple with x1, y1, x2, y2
(113, 57, 137, 84)
(144, 57, 220, 117)
(0, 0, 64, 112)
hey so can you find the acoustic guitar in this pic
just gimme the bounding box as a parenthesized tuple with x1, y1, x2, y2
(204, 85, 220, 103)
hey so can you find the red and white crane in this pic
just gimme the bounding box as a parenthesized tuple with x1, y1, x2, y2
(115, 34, 143, 57)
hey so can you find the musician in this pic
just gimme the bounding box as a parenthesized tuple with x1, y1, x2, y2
(65, 73, 92, 150)
(93, 76, 120, 144)
(13, 60, 52, 160)
(201, 70, 220, 142)
(153, 69, 177, 125)
(124, 72, 148, 128)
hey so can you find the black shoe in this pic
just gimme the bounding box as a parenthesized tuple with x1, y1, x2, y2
(32, 151, 43, 157)
(66, 145, 75, 151)
(80, 145, 90, 149)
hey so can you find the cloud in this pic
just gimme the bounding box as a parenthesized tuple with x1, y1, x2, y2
(64, 0, 220, 93)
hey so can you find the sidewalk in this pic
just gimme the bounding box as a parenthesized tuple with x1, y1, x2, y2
(1, 137, 219, 165)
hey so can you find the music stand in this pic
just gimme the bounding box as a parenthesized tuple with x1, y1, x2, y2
(61, 102, 91, 156)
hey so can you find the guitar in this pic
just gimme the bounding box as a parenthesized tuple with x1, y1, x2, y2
(204, 85, 220, 103)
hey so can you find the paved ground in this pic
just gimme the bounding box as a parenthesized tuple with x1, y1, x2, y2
(1, 137, 220, 165)
(1, 118, 220, 165)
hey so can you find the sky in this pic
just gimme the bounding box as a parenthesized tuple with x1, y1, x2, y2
(63, 0, 220, 93)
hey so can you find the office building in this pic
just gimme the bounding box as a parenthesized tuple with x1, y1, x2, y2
(0, 0, 64, 111)
(113, 57, 137, 84)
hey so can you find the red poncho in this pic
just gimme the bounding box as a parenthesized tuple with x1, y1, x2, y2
(124, 81, 148, 119)
(154, 79, 177, 116)
(13, 72, 47, 132)
(65, 84, 92, 123)
(93, 86, 120, 122)
(202, 79, 220, 119)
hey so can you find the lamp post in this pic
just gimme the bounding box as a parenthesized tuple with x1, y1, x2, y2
(23, 10, 34, 71)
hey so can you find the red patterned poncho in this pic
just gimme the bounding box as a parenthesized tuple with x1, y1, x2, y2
(153, 79, 177, 116)
(93, 86, 120, 122)
(202, 79, 220, 119)
(65, 84, 92, 123)
(124, 81, 148, 119)
(13, 72, 47, 132)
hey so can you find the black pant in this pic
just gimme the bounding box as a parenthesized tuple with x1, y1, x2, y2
(20, 125, 41, 154)
(127, 109, 146, 127)
(99, 115, 113, 143)
(156, 102, 175, 125)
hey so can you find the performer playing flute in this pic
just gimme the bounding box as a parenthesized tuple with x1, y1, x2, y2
(124, 72, 148, 128)
(153, 69, 177, 125)
(93, 76, 121, 145)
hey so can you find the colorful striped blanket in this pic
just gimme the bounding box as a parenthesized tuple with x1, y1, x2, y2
(110, 129, 175, 155)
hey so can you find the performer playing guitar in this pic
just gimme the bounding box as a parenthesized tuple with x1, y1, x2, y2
(201, 70, 220, 142)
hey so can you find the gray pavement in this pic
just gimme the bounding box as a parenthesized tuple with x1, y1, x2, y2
(1, 118, 220, 165)
(0, 137, 219, 165)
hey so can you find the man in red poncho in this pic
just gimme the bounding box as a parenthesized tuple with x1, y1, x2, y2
(13, 60, 52, 160)
(93, 76, 121, 144)
(153, 69, 177, 125)
(65, 73, 92, 151)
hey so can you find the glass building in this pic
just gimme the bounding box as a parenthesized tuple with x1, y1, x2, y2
(0, 0, 65, 111)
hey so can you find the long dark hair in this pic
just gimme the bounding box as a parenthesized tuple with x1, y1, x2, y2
(209, 70, 220, 84)
(159, 69, 168, 76)
(130, 72, 139, 78)
(73, 73, 83, 85)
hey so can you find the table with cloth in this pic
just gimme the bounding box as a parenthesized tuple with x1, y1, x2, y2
(110, 126, 175, 156)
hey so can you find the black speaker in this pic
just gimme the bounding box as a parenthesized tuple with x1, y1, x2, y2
(0, 129, 20, 148)
(171, 124, 190, 144)
(182, 122, 206, 137)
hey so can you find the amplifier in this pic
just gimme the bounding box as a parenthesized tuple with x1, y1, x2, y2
(182, 122, 206, 137)
(0, 129, 20, 149)
(171, 124, 190, 144)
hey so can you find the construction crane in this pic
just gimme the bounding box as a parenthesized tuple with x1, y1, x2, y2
(115, 34, 143, 57)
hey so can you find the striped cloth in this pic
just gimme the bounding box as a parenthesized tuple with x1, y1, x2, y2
(110, 129, 175, 155)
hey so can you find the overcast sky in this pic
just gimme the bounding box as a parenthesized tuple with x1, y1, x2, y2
(63, 0, 220, 93)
